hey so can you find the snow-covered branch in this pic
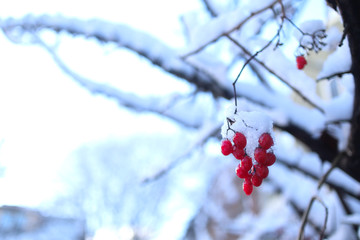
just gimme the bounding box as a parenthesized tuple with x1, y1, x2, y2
(33, 34, 215, 129)
(0, 14, 232, 99)
(142, 120, 222, 182)
(182, 0, 280, 58)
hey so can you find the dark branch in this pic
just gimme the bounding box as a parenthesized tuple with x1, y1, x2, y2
(317, 70, 352, 82)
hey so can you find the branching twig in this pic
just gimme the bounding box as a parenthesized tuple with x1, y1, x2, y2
(297, 196, 329, 240)
(231, 21, 284, 111)
(297, 151, 347, 240)
(142, 122, 222, 183)
(228, 35, 325, 113)
(317, 152, 346, 189)
(181, 0, 279, 58)
(276, 157, 359, 199)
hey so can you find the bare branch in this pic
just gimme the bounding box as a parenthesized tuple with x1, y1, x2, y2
(297, 196, 329, 240)
(317, 70, 352, 82)
(297, 151, 347, 240)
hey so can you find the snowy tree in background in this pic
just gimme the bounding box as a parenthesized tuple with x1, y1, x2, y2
(1, 0, 360, 239)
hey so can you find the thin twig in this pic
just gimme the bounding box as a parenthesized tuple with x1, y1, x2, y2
(317, 70, 352, 82)
(227, 35, 325, 113)
(231, 20, 283, 109)
(181, 0, 279, 58)
(297, 151, 346, 240)
(275, 157, 359, 199)
(142, 122, 222, 183)
(317, 152, 346, 189)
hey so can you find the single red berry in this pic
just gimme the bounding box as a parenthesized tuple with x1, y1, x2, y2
(233, 146, 245, 160)
(243, 178, 253, 195)
(297, 62, 305, 70)
(221, 140, 233, 156)
(265, 152, 276, 166)
(254, 147, 267, 165)
(259, 133, 273, 150)
(235, 164, 250, 179)
(255, 164, 269, 179)
(296, 55, 307, 70)
(233, 132, 247, 149)
(241, 156, 253, 172)
(251, 174, 263, 187)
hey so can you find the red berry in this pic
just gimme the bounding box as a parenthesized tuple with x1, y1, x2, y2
(297, 62, 305, 70)
(265, 152, 276, 166)
(296, 55, 307, 70)
(259, 133, 273, 150)
(233, 146, 245, 160)
(254, 147, 267, 165)
(251, 175, 263, 187)
(235, 164, 250, 179)
(233, 132, 247, 149)
(243, 178, 253, 195)
(241, 156, 253, 172)
(221, 140, 233, 156)
(255, 164, 269, 179)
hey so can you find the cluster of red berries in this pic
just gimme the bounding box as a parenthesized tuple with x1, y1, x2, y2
(221, 132, 276, 196)
(296, 55, 307, 70)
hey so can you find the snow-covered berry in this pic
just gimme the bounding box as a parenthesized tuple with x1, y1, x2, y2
(233, 132, 247, 149)
(259, 133, 273, 150)
(254, 147, 267, 165)
(221, 109, 277, 195)
(221, 140, 233, 156)
(243, 178, 253, 195)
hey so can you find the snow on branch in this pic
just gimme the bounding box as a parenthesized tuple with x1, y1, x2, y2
(32, 34, 213, 129)
(182, 0, 280, 58)
(0, 14, 232, 99)
(142, 120, 222, 183)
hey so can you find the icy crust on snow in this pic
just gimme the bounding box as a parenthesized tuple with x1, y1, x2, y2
(221, 105, 274, 160)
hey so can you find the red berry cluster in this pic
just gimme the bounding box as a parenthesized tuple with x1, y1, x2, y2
(221, 132, 246, 158)
(296, 55, 307, 70)
(221, 132, 276, 196)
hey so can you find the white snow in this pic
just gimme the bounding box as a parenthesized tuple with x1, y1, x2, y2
(318, 39, 352, 79)
(183, 0, 277, 55)
(221, 104, 275, 168)
(294, 19, 326, 41)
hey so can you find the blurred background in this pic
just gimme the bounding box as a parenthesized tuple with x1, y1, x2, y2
(0, 0, 359, 239)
